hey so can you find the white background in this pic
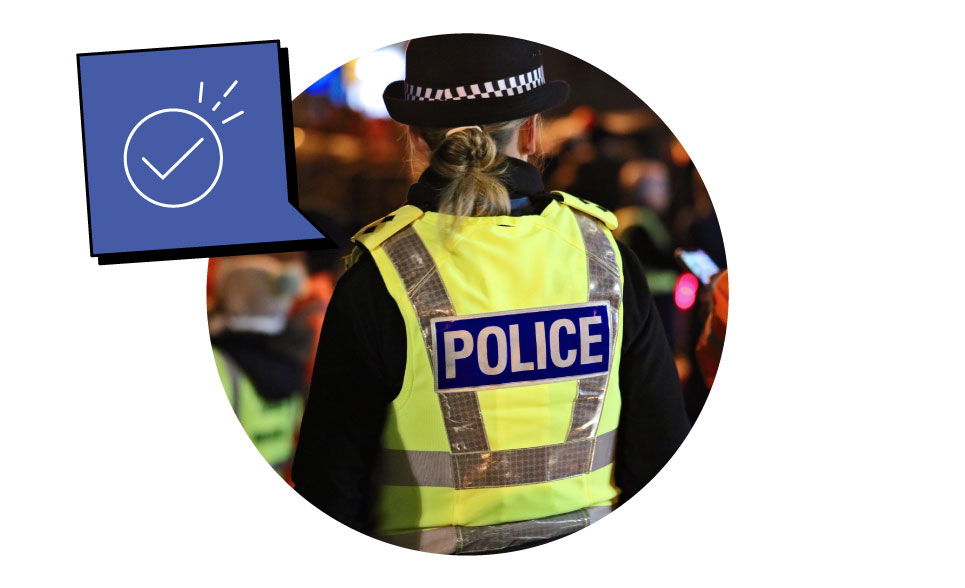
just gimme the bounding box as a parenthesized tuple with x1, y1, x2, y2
(2, 1, 963, 586)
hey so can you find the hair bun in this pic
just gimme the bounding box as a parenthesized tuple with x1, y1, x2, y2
(439, 127, 498, 171)
(416, 119, 528, 221)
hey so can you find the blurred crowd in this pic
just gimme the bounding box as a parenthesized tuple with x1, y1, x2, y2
(208, 51, 727, 480)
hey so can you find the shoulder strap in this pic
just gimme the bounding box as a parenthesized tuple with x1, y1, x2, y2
(352, 205, 425, 251)
(552, 191, 618, 231)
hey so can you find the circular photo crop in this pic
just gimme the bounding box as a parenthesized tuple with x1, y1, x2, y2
(207, 33, 727, 555)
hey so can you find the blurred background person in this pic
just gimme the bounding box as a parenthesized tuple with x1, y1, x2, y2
(209, 253, 312, 479)
(614, 158, 679, 340)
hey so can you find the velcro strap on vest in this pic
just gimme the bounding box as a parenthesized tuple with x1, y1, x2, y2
(553, 191, 618, 230)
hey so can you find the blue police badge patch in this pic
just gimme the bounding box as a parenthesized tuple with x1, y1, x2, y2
(431, 302, 612, 392)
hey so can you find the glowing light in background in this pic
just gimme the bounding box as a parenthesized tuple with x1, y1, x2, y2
(669, 137, 691, 166)
(293, 127, 306, 149)
(304, 67, 346, 102)
(674, 273, 699, 310)
(345, 45, 406, 119)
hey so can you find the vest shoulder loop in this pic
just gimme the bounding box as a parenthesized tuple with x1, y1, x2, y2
(344, 246, 364, 271)
(352, 205, 426, 251)
(552, 191, 618, 231)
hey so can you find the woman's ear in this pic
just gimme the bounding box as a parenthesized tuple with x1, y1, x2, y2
(519, 115, 539, 158)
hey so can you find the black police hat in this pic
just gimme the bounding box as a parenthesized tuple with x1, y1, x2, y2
(383, 34, 570, 127)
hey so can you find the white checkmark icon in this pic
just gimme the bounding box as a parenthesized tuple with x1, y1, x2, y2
(141, 137, 205, 180)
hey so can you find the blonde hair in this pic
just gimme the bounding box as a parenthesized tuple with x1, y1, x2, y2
(414, 119, 527, 221)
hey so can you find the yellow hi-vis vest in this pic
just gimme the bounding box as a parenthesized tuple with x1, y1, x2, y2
(352, 192, 624, 554)
(213, 347, 299, 474)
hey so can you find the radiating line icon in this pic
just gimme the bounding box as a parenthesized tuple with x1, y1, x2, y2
(123, 79, 245, 209)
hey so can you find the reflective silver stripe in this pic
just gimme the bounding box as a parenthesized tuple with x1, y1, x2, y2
(381, 226, 455, 351)
(377, 446, 454, 488)
(437, 390, 489, 453)
(590, 426, 617, 470)
(377, 428, 617, 488)
(455, 438, 591, 489)
(382, 227, 490, 454)
(566, 212, 622, 442)
(378, 505, 613, 554)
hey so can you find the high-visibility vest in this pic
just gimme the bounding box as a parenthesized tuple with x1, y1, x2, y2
(612, 205, 678, 295)
(352, 192, 624, 554)
(213, 347, 299, 473)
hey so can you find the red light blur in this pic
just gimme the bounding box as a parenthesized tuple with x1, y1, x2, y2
(674, 273, 699, 310)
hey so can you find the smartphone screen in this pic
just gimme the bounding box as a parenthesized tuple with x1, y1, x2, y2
(676, 249, 720, 285)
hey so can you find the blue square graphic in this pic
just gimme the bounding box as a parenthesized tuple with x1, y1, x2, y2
(78, 41, 325, 259)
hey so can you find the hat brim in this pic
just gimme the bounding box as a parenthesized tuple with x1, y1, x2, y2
(383, 80, 570, 127)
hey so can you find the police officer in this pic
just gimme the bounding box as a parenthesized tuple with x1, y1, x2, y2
(292, 34, 691, 554)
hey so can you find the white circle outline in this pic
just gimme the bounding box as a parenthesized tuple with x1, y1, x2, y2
(123, 108, 224, 209)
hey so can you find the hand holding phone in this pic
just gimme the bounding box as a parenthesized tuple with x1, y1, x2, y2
(674, 248, 720, 285)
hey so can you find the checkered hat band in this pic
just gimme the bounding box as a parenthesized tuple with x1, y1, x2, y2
(404, 66, 546, 102)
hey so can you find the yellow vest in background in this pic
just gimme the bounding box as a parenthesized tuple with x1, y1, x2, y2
(214, 347, 298, 474)
(353, 192, 624, 554)
(612, 205, 679, 295)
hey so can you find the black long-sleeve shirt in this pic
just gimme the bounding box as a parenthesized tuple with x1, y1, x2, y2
(292, 159, 691, 534)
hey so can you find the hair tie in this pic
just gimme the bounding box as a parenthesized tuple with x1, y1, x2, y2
(445, 125, 482, 137)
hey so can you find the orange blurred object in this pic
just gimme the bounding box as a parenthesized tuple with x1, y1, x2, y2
(206, 257, 220, 311)
(696, 270, 728, 388)
(669, 137, 691, 166)
(290, 271, 336, 384)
